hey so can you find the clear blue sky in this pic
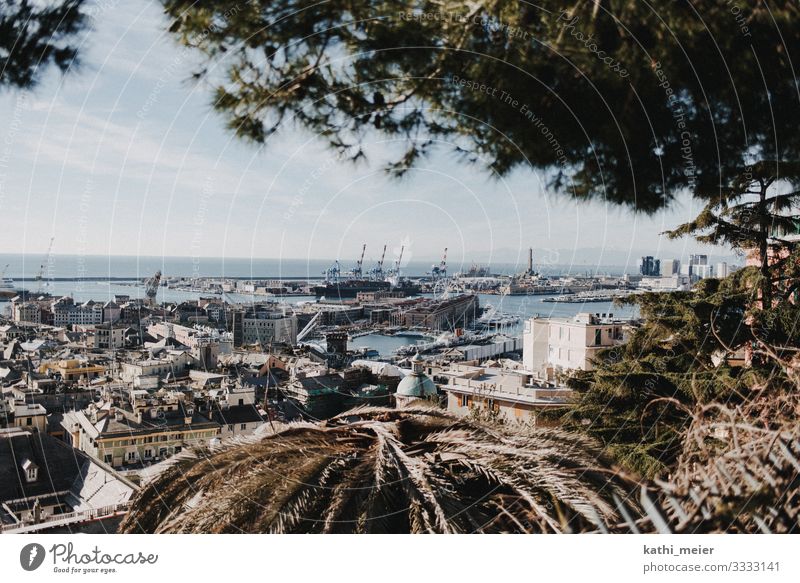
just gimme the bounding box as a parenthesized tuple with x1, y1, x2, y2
(0, 0, 730, 269)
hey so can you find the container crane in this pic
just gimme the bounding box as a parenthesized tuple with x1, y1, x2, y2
(35, 236, 55, 292)
(351, 243, 366, 278)
(369, 244, 387, 280)
(431, 247, 448, 279)
(392, 245, 405, 277)
(323, 260, 340, 283)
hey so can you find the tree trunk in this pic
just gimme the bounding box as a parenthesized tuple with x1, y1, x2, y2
(758, 185, 771, 308)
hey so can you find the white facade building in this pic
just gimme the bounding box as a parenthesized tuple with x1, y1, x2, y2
(12, 302, 41, 324)
(242, 313, 298, 346)
(52, 298, 104, 326)
(523, 312, 634, 376)
(94, 323, 126, 349)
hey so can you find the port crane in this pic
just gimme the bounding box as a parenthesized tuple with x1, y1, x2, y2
(35, 236, 55, 292)
(144, 270, 162, 306)
(389, 245, 405, 278)
(431, 247, 447, 279)
(323, 260, 341, 283)
(350, 243, 366, 278)
(368, 244, 387, 280)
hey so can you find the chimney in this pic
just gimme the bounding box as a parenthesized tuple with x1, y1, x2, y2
(528, 248, 533, 274)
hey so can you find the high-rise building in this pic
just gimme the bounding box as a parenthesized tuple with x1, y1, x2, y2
(639, 256, 661, 276)
(689, 254, 708, 266)
(694, 264, 714, 280)
(663, 259, 680, 275)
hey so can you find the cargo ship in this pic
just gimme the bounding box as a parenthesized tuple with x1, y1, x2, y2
(314, 243, 420, 298)
(312, 278, 420, 298)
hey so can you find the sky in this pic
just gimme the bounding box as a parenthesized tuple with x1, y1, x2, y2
(0, 0, 733, 271)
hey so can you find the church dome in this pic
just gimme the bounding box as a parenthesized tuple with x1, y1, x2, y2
(396, 373, 437, 397)
(396, 353, 437, 398)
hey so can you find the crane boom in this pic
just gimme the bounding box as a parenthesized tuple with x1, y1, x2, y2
(36, 237, 55, 292)
(144, 270, 162, 306)
(353, 243, 366, 278)
(378, 245, 386, 268)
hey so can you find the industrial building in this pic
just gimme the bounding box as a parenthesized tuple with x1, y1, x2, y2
(402, 293, 479, 331)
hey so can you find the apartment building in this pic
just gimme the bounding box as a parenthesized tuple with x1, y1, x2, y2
(523, 312, 634, 374)
(438, 363, 573, 425)
(52, 298, 104, 326)
(241, 310, 298, 346)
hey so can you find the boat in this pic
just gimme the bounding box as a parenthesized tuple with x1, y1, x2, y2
(312, 278, 420, 298)
(474, 305, 522, 328)
(0, 277, 16, 298)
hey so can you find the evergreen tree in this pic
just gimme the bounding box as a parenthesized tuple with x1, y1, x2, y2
(561, 274, 760, 477)
(667, 161, 800, 307)
(161, 0, 800, 211)
(0, 0, 87, 89)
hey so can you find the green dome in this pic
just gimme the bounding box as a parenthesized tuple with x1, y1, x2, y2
(396, 372, 437, 397)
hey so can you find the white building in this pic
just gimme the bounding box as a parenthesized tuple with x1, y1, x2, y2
(208, 385, 265, 438)
(94, 323, 126, 349)
(662, 259, 680, 275)
(694, 264, 714, 280)
(639, 273, 691, 291)
(11, 302, 41, 324)
(120, 351, 194, 387)
(52, 298, 104, 326)
(242, 312, 298, 346)
(522, 312, 634, 376)
(12, 403, 48, 432)
(438, 363, 573, 425)
(103, 301, 122, 323)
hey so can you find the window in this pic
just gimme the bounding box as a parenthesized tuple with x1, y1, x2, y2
(240, 423, 247, 430)
(104, 454, 112, 464)
(460, 395, 469, 407)
(594, 329, 602, 345)
(26, 418, 32, 426)
(126, 451, 136, 461)
(144, 449, 153, 459)
(238, 398, 244, 406)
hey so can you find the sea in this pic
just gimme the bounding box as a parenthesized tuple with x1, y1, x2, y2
(0, 253, 629, 280)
